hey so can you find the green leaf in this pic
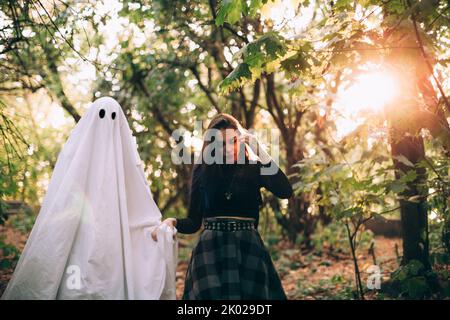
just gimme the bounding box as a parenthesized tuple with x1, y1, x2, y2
(219, 32, 287, 92)
(401, 169, 417, 183)
(292, 181, 304, 190)
(240, 32, 286, 65)
(248, 0, 263, 16)
(387, 180, 407, 193)
(336, 207, 362, 220)
(323, 163, 346, 176)
(216, 0, 244, 26)
(334, 0, 353, 9)
(385, 0, 406, 14)
(280, 51, 310, 75)
(392, 154, 415, 167)
(407, 260, 425, 276)
(218, 63, 252, 93)
(245, 50, 266, 69)
(401, 276, 430, 299)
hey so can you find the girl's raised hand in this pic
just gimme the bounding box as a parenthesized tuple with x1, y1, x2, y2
(237, 126, 257, 146)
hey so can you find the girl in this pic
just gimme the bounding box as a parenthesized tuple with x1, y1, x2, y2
(154, 113, 292, 299)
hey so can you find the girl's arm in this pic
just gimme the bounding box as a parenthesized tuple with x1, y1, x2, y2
(258, 160, 293, 199)
(173, 165, 203, 234)
(237, 128, 293, 199)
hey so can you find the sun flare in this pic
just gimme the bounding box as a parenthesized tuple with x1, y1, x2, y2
(337, 71, 398, 115)
(333, 69, 398, 141)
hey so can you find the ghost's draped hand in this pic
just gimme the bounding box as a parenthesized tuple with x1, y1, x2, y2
(151, 218, 177, 242)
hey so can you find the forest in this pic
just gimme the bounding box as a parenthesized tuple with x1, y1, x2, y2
(0, 0, 449, 300)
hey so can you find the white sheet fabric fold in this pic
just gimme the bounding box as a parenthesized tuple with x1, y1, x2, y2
(150, 223, 178, 300)
(1, 97, 178, 300)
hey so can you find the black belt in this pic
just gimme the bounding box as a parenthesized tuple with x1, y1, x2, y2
(203, 218, 255, 232)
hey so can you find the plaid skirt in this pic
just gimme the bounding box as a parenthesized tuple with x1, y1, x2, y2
(182, 219, 287, 300)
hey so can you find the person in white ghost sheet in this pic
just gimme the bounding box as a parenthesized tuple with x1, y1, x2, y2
(2, 97, 177, 300)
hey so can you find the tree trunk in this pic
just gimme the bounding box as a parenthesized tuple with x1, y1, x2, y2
(382, 7, 433, 270)
(389, 132, 430, 269)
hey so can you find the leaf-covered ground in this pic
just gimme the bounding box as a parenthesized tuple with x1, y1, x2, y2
(174, 234, 402, 300)
(0, 220, 402, 299)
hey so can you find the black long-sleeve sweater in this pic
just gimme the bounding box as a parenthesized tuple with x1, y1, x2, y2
(176, 160, 293, 234)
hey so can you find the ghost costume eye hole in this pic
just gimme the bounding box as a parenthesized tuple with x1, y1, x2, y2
(99, 109, 105, 119)
(111, 112, 116, 120)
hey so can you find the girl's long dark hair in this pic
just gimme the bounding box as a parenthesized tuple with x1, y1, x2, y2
(190, 113, 250, 200)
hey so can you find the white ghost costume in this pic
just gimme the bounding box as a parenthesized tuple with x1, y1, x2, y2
(1, 97, 177, 300)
